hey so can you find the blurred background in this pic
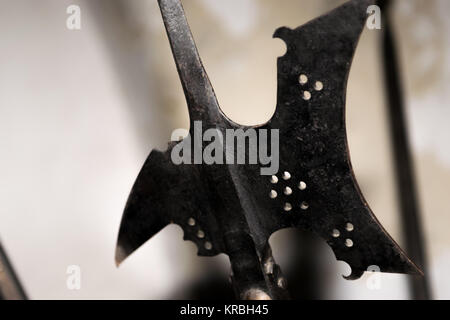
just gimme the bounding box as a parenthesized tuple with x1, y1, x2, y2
(0, 0, 449, 299)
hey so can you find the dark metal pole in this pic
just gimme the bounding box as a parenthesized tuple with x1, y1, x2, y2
(230, 243, 290, 300)
(0, 241, 27, 300)
(378, 0, 431, 300)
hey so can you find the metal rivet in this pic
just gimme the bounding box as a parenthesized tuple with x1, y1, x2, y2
(284, 203, 292, 212)
(204, 241, 212, 250)
(346, 223, 354, 232)
(300, 201, 309, 210)
(270, 175, 278, 184)
(284, 187, 292, 196)
(269, 190, 278, 199)
(187, 218, 196, 226)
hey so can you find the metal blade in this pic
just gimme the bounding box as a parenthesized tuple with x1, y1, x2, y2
(158, 0, 222, 123)
(116, 0, 423, 298)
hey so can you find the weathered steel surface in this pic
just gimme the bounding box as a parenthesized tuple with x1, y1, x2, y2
(116, 0, 422, 298)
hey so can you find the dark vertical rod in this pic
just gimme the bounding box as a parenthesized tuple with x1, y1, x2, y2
(378, 0, 431, 300)
(230, 243, 290, 300)
(0, 242, 27, 300)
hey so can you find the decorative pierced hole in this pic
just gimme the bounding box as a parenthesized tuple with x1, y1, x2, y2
(284, 203, 292, 212)
(332, 229, 341, 238)
(270, 190, 278, 199)
(197, 230, 205, 239)
(282, 171, 291, 180)
(270, 175, 279, 184)
(284, 187, 293, 196)
(314, 81, 324, 91)
(303, 91, 311, 101)
(188, 218, 196, 226)
(299, 74, 308, 85)
(204, 241, 212, 250)
(298, 181, 307, 191)
(346, 223, 354, 232)
(300, 201, 309, 210)
(345, 239, 354, 248)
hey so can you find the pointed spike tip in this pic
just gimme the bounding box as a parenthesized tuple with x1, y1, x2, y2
(115, 244, 128, 267)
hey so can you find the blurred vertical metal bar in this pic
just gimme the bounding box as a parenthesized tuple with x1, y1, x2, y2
(378, 0, 431, 300)
(0, 242, 27, 300)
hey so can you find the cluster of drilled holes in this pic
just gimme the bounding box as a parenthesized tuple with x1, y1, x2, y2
(187, 217, 212, 251)
(269, 172, 308, 213)
(298, 74, 324, 101)
(331, 223, 355, 248)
